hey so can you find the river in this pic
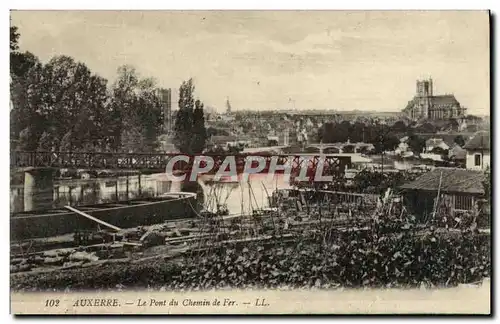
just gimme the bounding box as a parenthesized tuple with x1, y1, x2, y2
(10, 172, 292, 215)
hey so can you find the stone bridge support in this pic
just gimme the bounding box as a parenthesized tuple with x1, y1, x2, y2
(23, 168, 55, 212)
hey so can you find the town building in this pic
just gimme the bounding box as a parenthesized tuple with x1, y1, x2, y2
(463, 130, 490, 171)
(400, 167, 486, 219)
(424, 138, 453, 154)
(447, 144, 467, 168)
(157, 88, 172, 133)
(403, 79, 467, 121)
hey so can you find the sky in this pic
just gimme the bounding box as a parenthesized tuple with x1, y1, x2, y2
(10, 10, 490, 114)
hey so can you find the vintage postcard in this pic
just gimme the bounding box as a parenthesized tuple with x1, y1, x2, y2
(9, 10, 491, 315)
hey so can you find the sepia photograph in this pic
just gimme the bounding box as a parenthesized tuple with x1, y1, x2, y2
(8, 10, 491, 315)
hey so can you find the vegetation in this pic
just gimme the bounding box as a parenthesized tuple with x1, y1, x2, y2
(454, 135, 466, 147)
(11, 216, 490, 291)
(299, 171, 422, 195)
(173, 79, 207, 154)
(318, 121, 401, 153)
(482, 166, 491, 214)
(10, 26, 165, 153)
(406, 134, 426, 154)
(168, 231, 488, 290)
(351, 170, 420, 194)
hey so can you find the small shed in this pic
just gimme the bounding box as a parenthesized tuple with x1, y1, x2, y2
(399, 167, 486, 219)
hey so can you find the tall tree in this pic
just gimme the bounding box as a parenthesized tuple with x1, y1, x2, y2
(191, 99, 207, 154)
(174, 79, 207, 154)
(391, 120, 407, 133)
(40, 56, 109, 151)
(10, 26, 19, 52)
(10, 25, 111, 152)
(454, 135, 466, 147)
(10, 52, 44, 141)
(110, 65, 163, 152)
(407, 134, 426, 155)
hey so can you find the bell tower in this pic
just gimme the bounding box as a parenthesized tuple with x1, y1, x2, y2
(416, 78, 433, 119)
(416, 78, 432, 97)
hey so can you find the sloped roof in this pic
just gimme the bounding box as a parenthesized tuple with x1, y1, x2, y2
(404, 98, 415, 111)
(400, 167, 486, 194)
(209, 135, 237, 144)
(463, 131, 490, 150)
(448, 144, 467, 160)
(425, 138, 449, 147)
(431, 95, 460, 106)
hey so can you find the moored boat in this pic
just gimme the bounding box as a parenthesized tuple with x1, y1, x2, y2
(10, 192, 199, 241)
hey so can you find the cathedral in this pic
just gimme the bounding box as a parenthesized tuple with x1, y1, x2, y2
(403, 79, 467, 120)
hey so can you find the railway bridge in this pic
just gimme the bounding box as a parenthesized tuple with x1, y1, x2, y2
(11, 151, 352, 211)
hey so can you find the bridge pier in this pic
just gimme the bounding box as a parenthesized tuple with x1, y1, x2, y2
(23, 168, 55, 212)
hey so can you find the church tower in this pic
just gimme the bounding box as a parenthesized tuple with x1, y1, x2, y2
(416, 78, 433, 119)
(226, 97, 232, 114)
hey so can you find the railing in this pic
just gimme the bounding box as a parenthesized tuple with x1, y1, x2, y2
(11, 151, 352, 174)
(11, 151, 172, 170)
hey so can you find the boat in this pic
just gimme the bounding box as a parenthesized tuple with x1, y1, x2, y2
(10, 192, 199, 241)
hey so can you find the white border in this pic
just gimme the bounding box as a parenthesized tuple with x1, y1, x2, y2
(2, 1, 497, 323)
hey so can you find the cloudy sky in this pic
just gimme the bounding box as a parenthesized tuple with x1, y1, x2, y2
(11, 10, 490, 114)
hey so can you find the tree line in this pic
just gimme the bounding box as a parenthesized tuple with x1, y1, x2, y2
(318, 121, 415, 154)
(317, 120, 469, 155)
(10, 26, 207, 154)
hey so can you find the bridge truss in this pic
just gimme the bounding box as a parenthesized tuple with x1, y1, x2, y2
(11, 151, 351, 179)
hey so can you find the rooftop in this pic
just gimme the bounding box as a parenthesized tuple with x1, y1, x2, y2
(463, 130, 490, 150)
(448, 144, 467, 160)
(425, 138, 449, 147)
(400, 167, 487, 195)
(430, 95, 460, 106)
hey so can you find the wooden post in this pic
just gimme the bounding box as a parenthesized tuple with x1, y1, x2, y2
(69, 187, 73, 205)
(126, 174, 129, 200)
(432, 171, 444, 221)
(138, 173, 142, 197)
(92, 182, 98, 202)
(115, 176, 119, 202)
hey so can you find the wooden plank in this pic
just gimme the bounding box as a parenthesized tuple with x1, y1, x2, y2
(64, 206, 122, 232)
(123, 242, 142, 247)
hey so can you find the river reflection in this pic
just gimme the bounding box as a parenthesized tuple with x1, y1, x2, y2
(10, 172, 292, 214)
(197, 173, 292, 215)
(10, 174, 172, 213)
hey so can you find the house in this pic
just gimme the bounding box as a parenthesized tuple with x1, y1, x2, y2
(425, 138, 450, 153)
(267, 135, 280, 146)
(463, 130, 490, 170)
(206, 135, 239, 150)
(447, 144, 467, 167)
(400, 167, 487, 219)
(354, 142, 375, 154)
(216, 114, 235, 122)
(420, 152, 444, 162)
(395, 142, 409, 155)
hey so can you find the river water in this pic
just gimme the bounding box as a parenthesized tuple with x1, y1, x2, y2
(10, 173, 292, 215)
(197, 174, 293, 215)
(10, 174, 172, 213)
